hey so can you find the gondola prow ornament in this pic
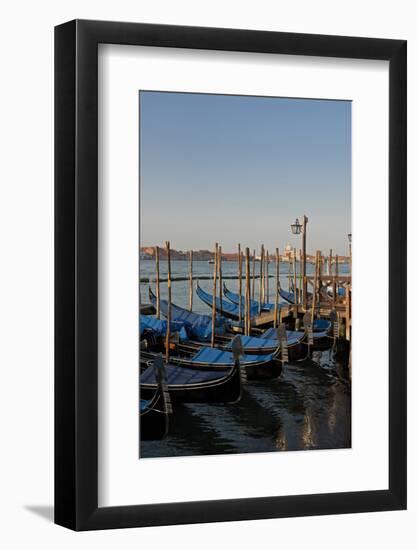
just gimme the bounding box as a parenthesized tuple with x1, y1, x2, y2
(232, 335, 247, 385)
(153, 354, 173, 414)
(277, 323, 289, 365)
(303, 311, 314, 357)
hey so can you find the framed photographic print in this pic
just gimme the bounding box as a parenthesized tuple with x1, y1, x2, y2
(55, 20, 406, 530)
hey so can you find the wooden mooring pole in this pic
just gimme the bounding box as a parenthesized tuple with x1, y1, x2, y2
(301, 215, 308, 311)
(266, 249, 270, 303)
(155, 245, 160, 319)
(165, 241, 171, 362)
(188, 249, 193, 311)
(274, 247, 280, 328)
(293, 248, 297, 318)
(346, 286, 351, 341)
(238, 243, 242, 323)
(218, 245, 223, 315)
(317, 250, 322, 313)
(251, 249, 256, 301)
(245, 247, 251, 336)
(311, 250, 319, 321)
(259, 244, 264, 312)
(335, 254, 339, 299)
(211, 243, 218, 348)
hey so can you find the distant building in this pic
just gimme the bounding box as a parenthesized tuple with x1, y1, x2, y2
(281, 244, 294, 262)
(140, 246, 215, 261)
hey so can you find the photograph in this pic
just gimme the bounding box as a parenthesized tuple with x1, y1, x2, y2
(139, 91, 352, 458)
(0, 0, 409, 541)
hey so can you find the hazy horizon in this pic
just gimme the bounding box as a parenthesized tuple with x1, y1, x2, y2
(140, 91, 351, 257)
(140, 244, 349, 257)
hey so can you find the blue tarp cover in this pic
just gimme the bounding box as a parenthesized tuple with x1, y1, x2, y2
(149, 289, 227, 341)
(260, 328, 304, 346)
(223, 285, 280, 312)
(262, 327, 328, 341)
(140, 398, 151, 412)
(190, 346, 274, 365)
(223, 335, 278, 351)
(313, 319, 331, 332)
(140, 315, 184, 337)
(196, 284, 258, 319)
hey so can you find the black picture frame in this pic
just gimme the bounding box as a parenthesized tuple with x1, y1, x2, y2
(55, 19, 407, 531)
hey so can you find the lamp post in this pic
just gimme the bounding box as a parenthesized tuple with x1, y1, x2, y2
(291, 215, 308, 310)
(348, 233, 352, 275)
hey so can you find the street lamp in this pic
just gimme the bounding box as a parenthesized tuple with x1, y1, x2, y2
(348, 233, 352, 274)
(290, 216, 308, 309)
(291, 218, 302, 235)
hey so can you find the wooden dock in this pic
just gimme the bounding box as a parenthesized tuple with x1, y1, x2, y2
(253, 274, 351, 330)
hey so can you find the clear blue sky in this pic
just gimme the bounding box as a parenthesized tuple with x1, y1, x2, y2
(140, 91, 351, 256)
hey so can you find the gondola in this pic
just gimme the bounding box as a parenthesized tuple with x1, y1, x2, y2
(140, 355, 243, 404)
(140, 314, 184, 338)
(222, 283, 279, 312)
(141, 309, 283, 357)
(139, 355, 171, 440)
(140, 314, 184, 353)
(177, 337, 307, 377)
(311, 318, 332, 333)
(277, 286, 302, 304)
(141, 311, 276, 355)
(173, 348, 282, 380)
(255, 328, 309, 361)
(144, 343, 281, 380)
(149, 287, 228, 341)
(179, 325, 304, 360)
(261, 325, 331, 352)
(196, 281, 258, 321)
(310, 276, 347, 300)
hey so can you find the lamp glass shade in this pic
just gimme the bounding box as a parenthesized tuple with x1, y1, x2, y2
(291, 218, 302, 235)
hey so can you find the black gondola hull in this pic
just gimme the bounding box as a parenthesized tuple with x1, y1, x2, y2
(140, 364, 242, 404)
(170, 345, 281, 380)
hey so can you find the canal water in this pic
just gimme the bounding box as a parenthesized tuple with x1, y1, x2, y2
(140, 260, 351, 458)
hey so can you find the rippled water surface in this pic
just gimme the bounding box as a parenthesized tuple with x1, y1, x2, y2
(140, 260, 351, 458)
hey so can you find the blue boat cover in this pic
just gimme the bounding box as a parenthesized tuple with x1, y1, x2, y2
(313, 318, 331, 332)
(140, 398, 151, 412)
(149, 289, 227, 341)
(196, 284, 258, 319)
(223, 284, 280, 312)
(262, 327, 328, 342)
(223, 335, 278, 351)
(140, 315, 184, 338)
(190, 346, 275, 365)
(141, 363, 231, 386)
(260, 328, 304, 346)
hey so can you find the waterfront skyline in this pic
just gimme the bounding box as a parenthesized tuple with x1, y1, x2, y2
(140, 91, 351, 256)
